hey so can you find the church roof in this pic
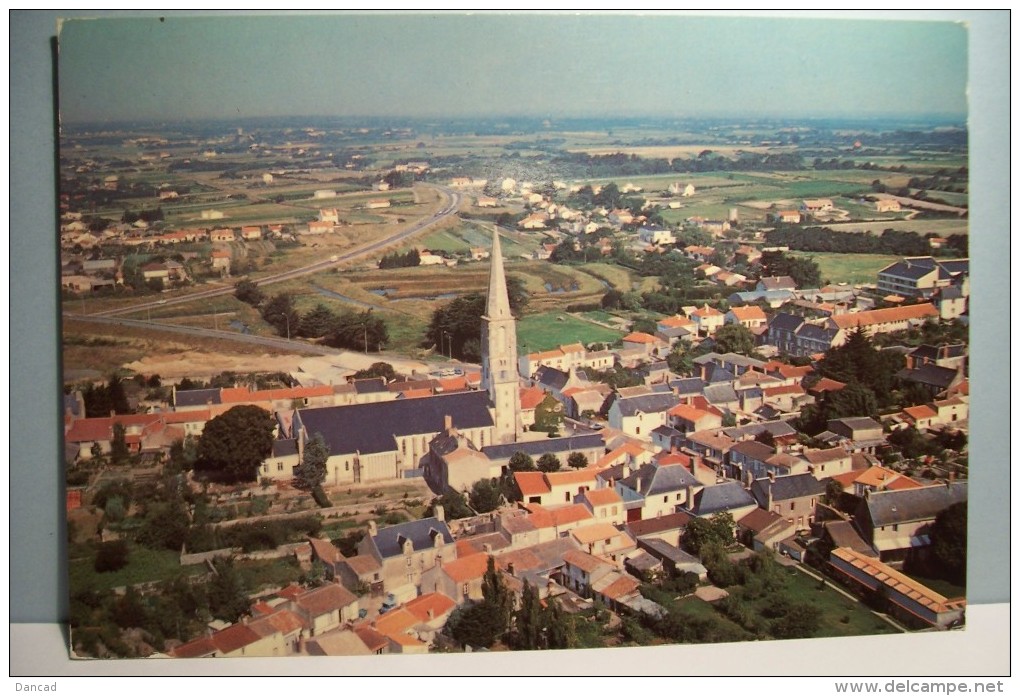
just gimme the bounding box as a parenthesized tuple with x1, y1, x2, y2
(297, 391, 493, 456)
(484, 226, 513, 320)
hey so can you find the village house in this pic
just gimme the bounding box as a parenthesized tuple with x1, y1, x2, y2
(876, 257, 968, 300)
(750, 473, 828, 532)
(614, 460, 703, 522)
(357, 513, 457, 597)
(852, 481, 967, 563)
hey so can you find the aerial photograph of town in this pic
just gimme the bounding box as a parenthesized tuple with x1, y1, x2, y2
(55, 13, 976, 664)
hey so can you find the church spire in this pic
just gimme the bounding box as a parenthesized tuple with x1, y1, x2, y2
(480, 224, 520, 444)
(485, 226, 512, 320)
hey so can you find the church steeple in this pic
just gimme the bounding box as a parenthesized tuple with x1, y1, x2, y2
(485, 225, 512, 321)
(481, 226, 520, 444)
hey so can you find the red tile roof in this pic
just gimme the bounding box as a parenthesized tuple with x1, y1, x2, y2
(210, 623, 263, 655)
(582, 488, 622, 507)
(442, 553, 492, 583)
(519, 386, 547, 410)
(404, 593, 456, 623)
(172, 636, 218, 658)
(622, 332, 658, 344)
(515, 471, 550, 496)
(296, 583, 357, 616)
(830, 304, 938, 330)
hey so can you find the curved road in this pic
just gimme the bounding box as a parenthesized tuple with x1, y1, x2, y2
(87, 183, 463, 318)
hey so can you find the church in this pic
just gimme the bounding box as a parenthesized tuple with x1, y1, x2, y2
(290, 226, 523, 487)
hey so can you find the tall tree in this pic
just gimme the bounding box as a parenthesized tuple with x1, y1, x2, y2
(930, 501, 967, 585)
(537, 453, 561, 472)
(110, 423, 130, 466)
(469, 479, 503, 513)
(196, 405, 277, 482)
(567, 452, 589, 469)
(712, 323, 757, 356)
(293, 433, 329, 490)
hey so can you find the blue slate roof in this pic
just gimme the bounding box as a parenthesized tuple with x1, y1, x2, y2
(688, 481, 756, 516)
(750, 473, 828, 507)
(371, 517, 454, 559)
(534, 365, 570, 391)
(671, 377, 707, 396)
(613, 392, 679, 417)
(481, 433, 604, 461)
(621, 462, 699, 497)
(297, 391, 493, 456)
(272, 439, 298, 457)
(769, 313, 805, 333)
(862, 481, 967, 527)
(174, 388, 221, 407)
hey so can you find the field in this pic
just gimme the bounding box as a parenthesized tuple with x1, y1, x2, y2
(68, 544, 206, 593)
(788, 252, 901, 286)
(516, 311, 623, 353)
(824, 218, 969, 237)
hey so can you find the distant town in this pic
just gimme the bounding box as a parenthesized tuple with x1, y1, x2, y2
(61, 115, 969, 658)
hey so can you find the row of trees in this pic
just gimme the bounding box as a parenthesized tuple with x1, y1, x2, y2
(423, 277, 528, 361)
(235, 280, 389, 351)
(765, 226, 933, 257)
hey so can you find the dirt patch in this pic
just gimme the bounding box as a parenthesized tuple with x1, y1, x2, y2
(122, 351, 309, 382)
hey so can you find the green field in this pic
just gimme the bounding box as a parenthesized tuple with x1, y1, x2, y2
(824, 218, 969, 237)
(516, 312, 624, 352)
(781, 567, 901, 638)
(69, 544, 205, 593)
(788, 252, 901, 286)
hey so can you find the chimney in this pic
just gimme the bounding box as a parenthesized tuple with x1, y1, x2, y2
(444, 414, 453, 431)
(427, 608, 434, 620)
(507, 562, 515, 577)
(685, 484, 693, 506)
(635, 475, 642, 494)
(482, 543, 492, 553)
(434, 504, 445, 522)
(368, 520, 378, 536)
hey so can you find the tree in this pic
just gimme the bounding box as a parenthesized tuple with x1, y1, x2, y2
(759, 250, 822, 288)
(206, 558, 251, 624)
(508, 451, 536, 472)
(110, 423, 131, 466)
(712, 323, 757, 356)
(353, 362, 396, 381)
(196, 405, 277, 482)
(234, 278, 264, 307)
(94, 539, 129, 573)
(567, 452, 589, 469)
(482, 556, 512, 638)
(261, 293, 300, 338)
(930, 501, 967, 585)
(770, 602, 821, 639)
(682, 513, 736, 556)
(537, 453, 561, 473)
(468, 479, 503, 513)
(513, 580, 544, 650)
(428, 490, 473, 520)
(297, 304, 338, 338)
(293, 432, 329, 490)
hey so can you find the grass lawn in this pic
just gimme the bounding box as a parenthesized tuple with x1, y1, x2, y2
(516, 312, 623, 352)
(235, 557, 305, 592)
(69, 544, 205, 593)
(779, 567, 900, 638)
(787, 251, 902, 286)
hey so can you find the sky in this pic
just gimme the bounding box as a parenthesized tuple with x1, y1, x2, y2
(55, 12, 968, 124)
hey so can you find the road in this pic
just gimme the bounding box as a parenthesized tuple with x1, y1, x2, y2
(87, 183, 463, 318)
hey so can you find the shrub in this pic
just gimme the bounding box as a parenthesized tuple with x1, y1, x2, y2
(94, 539, 130, 573)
